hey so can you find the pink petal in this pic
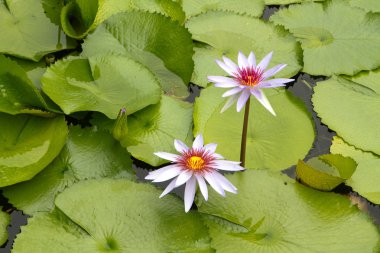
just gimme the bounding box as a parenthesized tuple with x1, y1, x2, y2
(204, 172, 225, 197)
(222, 87, 244, 98)
(238, 51, 249, 69)
(153, 166, 182, 182)
(212, 171, 238, 194)
(236, 89, 251, 112)
(192, 134, 204, 149)
(195, 174, 208, 201)
(175, 170, 193, 187)
(257, 51, 273, 71)
(222, 56, 239, 74)
(159, 179, 177, 198)
(214, 82, 239, 88)
(251, 89, 276, 116)
(184, 176, 197, 212)
(208, 76, 237, 83)
(145, 165, 179, 180)
(262, 64, 287, 79)
(154, 152, 180, 162)
(174, 139, 189, 154)
(221, 93, 240, 113)
(257, 78, 294, 88)
(248, 51, 256, 68)
(216, 60, 235, 76)
(204, 143, 217, 154)
(213, 160, 245, 171)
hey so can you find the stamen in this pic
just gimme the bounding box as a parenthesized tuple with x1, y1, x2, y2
(187, 156, 205, 170)
(235, 67, 263, 86)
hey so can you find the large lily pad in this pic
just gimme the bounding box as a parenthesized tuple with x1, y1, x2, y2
(312, 77, 380, 155)
(42, 55, 161, 119)
(3, 126, 134, 215)
(349, 0, 380, 13)
(0, 114, 67, 187)
(120, 95, 193, 166)
(194, 86, 314, 170)
(82, 11, 194, 97)
(0, 208, 10, 246)
(186, 11, 301, 87)
(0, 0, 75, 61)
(12, 179, 212, 253)
(271, 1, 380, 76)
(61, 0, 185, 39)
(197, 170, 380, 253)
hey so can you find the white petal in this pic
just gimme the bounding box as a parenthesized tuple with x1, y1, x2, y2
(154, 152, 180, 162)
(221, 93, 240, 113)
(204, 143, 217, 154)
(213, 153, 224, 159)
(208, 76, 237, 84)
(248, 51, 256, 68)
(238, 51, 249, 69)
(257, 78, 294, 88)
(236, 89, 251, 112)
(214, 82, 239, 88)
(184, 176, 197, 212)
(204, 172, 225, 197)
(212, 171, 238, 193)
(213, 160, 245, 171)
(159, 179, 177, 198)
(175, 170, 193, 187)
(145, 165, 179, 180)
(174, 139, 189, 154)
(251, 89, 276, 116)
(222, 56, 239, 74)
(192, 134, 204, 149)
(195, 174, 208, 201)
(262, 64, 287, 79)
(216, 60, 235, 76)
(153, 166, 182, 182)
(257, 51, 273, 71)
(222, 87, 244, 97)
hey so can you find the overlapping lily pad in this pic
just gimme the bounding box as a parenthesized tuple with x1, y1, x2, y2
(349, 0, 380, 13)
(120, 95, 193, 166)
(12, 179, 212, 253)
(270, 1, 380, 76)
(0, 0, 75, 61)
(42, 55, 161, 119)
(82, 11, 194, 97)
(312, 77, 380, 155)
(194, 86, 314, 170)
(3, 126, 134, 215)
(0, 114, 67, 187)
(197, 170, 380, 252)
(186, 11, 302, 87)
(0, 208, 10, 246)
(61, 0, 185, 39)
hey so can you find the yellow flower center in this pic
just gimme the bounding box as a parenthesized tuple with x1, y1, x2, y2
(187, 156, 205, 170)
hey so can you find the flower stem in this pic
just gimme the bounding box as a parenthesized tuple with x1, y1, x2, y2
(240, 97, 250, 167)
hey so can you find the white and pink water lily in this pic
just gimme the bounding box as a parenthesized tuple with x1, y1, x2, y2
(208, 51, 294, 115)
(145, 134, 244, 212)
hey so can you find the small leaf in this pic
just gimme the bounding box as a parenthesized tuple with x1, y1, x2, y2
(0, 208, 10, 246)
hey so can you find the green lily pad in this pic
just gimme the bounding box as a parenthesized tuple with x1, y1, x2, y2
(349, 0, 380, 13)
(186, 11, 302, 87)
(197, 170, 380, 253)
(271, 1, 380, 76)
(12, 179, 212, 253)
(120, 95, 193, 166)
(312, 77, 380, 155)
(0, 113, 67, 187)
(42, 55, 161, 119)
(265, 0, 325, 4)
(331, 136, 380, 204)
(296, 154, 357, 191)
(0, 208, 10, 246)
(61, 0, 185, 39)
(3, 126, 134, 215)
(82, 11, 193, 97)
(182, 0, 265, 19)
(194, 86, 314, 170)
(0, 0, 76, 61)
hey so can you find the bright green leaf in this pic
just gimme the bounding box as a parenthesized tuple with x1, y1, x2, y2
(0, 114, 67, 187)
(270, 1, 380, 76)
(186, 11, 302, 87)
(0, 0, 76, 61)
(42, 55, 161, 119)
(194, 86, 314, 170)
(0, 208, 10, 246)
(3, 126, 134, 215)
(12, 179, 212, 253)
(265, 0, 325, 5)
(197, 170, 380, 253)
(349, 0, 380, 13)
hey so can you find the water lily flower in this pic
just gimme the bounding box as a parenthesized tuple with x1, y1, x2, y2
(145, 134, 244, 212)
(208, 51, 294, 115)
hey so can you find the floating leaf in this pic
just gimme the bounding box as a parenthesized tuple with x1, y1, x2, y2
(121, 95, 193, 166)
(296, 154, 357, 191)
(312, 77, 380, 155)
(12, 179, 212, 253)
(0, 208, 10, 246)
(42, 55, 161, 119)
(182, 0, 265, 19)
(197, 170, 380, 253)
(349, 0, 380, 13)
(271, 1, 380, 76)
(194, 86, 314, 170)
(3, 126, 134, 215)
(265, 0, 325, 4)
(82, 11, 194, 97)
(61, 0, 185, 38)
(0, 0, 76, 61)
(0, 114, 67, 187)
(186, 11, 301, 87)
